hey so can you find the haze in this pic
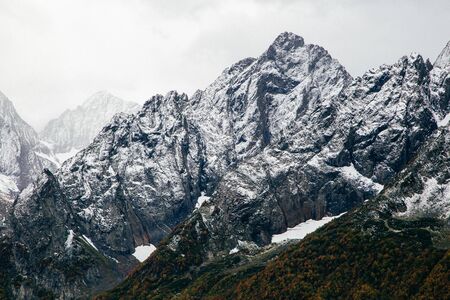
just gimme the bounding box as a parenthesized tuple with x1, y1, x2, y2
(0, 0, 449, 129)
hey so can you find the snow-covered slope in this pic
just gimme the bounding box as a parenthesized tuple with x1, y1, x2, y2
(40, 91, 139, 161)
(0, 91, 58, 202)
(192, 48, 443, 250)
(186, 32, 352, 181)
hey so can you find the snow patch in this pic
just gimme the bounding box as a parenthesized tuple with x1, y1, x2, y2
(55, 148, 80, 164)
(195, 192, 211, 209)
(132, 244, 157, 262)
(82, 235, 98, 251)
(229, 247, 239, 254)
(65, 230, 74, 249)
(340, 164, 384, 193)
(0, 174, 18, 198)
(397, 177, 450, 219)
(437, 113, 450, 127)
(271, 213, 346, 243)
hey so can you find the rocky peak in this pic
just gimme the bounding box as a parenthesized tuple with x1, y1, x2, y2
(268, 32, 305, 53)
(0, 92, 31, 135)
(0, 91, 13, 114)
(186, 33, 352, 180)
(81, 90, 126, 108)
(142, 91, 188, 115)
(354, 53, 430, 96)
(227, 57, 256, 75)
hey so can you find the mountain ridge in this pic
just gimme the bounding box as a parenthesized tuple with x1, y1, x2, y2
(0, 33, 449, 299)
(98, 36, 450, 299)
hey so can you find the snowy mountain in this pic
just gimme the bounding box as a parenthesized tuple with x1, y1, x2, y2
(182, 46, 441, 251)
(40, 91, 139, 162)
(5, 91, 205, 297)
(112, 123, 450, 299)
(99, 37, 450, 298)
(0, 91, 58, 221)
(0, 33, 449, 299)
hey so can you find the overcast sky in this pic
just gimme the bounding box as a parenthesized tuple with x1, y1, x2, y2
(0, 0, 449, 130)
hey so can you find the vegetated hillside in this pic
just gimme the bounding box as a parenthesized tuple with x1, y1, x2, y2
(97, 203, 449, 299)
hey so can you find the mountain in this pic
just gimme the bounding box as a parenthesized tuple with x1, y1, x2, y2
(0, 33, 449, 299)
(185, 32, 352, 181)
(0, 32, 355, 299)
(105, 119, 450, 298)
(0, 91, 58, 223)
(2, 91, 206, 298)
(98, 39, 450, 299)
(106, 119, 450, 300)
(40, 91, 139, 161)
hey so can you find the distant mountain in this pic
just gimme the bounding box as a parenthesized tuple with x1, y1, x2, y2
(0, 91, 58, 222)
(40, 91, 139, 161)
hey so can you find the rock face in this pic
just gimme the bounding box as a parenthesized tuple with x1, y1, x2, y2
(0, 91, 57, 222)
(212, 120, 450, 299)
(7, 170, 133, 299)
(194, 50, 442, 250)
(185, 32, 352, 182)
(114, 122, 450, 299)
(98, 38, 450, 298)
(56, 91, 205, 252)
(429, 40, 450, 120)
(5, 92, 206, 298)
(40, 91, 139, 161)
(2, 33, 450, 299)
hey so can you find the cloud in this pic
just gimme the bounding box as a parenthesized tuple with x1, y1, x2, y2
(0, 0, 448, 129)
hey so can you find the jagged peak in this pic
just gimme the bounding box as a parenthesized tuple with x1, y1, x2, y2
(263, 32, 307, 61)
(271, 32, 305, 51)
(226, 57, 256, 75)
(0, 91, 27, 123)
(434, 40, 450, 69)
(142, 91, 188, 114)
(361, 52, 428, 80)
(81, 90, 125, 107)
(165, 90, 188, 101)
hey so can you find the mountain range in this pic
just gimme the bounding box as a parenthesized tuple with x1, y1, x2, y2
(0, 33, 448, 299)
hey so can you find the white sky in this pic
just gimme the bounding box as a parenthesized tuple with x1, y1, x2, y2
(0, 0, 449, 130)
